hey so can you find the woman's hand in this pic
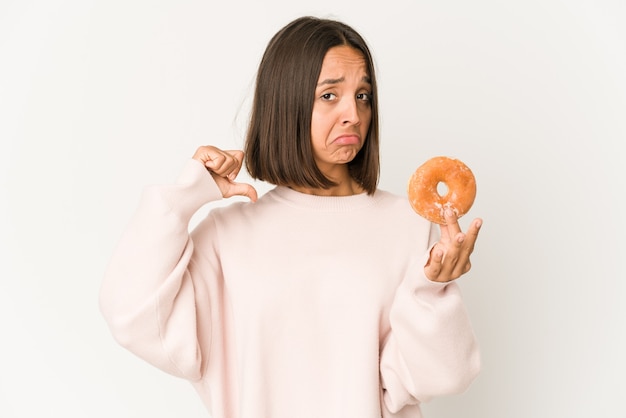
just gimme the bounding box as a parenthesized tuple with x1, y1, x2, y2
(192, 145, 258, 202)
(424, 209, 482, 282)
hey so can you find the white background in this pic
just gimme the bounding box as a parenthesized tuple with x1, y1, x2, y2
(1, 0, 625, 417)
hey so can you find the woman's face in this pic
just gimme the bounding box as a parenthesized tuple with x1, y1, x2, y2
(310, 45, 372, 175)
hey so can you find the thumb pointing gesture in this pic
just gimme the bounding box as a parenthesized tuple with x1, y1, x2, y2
(192, 146, 258, 202)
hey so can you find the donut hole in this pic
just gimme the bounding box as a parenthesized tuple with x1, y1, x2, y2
(436, 181, 449, 197)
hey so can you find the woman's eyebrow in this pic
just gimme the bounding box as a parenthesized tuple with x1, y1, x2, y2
(317, 77, 345, 86)
(317, 76, 371, 86)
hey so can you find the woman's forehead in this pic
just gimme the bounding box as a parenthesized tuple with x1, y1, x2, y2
(318, 46, 370, 82)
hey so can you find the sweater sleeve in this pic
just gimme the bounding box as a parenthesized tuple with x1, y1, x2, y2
(379, 228, 481, 413)
(99, 159, 223, 380)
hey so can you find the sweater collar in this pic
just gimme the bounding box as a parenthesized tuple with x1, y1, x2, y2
(268, 186, 382, 212)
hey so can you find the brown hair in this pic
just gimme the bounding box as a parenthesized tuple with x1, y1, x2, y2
(244, 16, 380, 194)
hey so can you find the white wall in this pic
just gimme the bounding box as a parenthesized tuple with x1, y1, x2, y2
(1, 0, 624, 417)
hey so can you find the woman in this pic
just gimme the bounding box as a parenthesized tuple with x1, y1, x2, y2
(100, 16, 482, 418)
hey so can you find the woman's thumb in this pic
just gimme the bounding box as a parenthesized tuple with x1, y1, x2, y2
(229, 182, 258, 202)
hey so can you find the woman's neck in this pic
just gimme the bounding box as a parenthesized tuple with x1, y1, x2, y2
(293, 166, 364, 195)
(289, 164, 364, 196)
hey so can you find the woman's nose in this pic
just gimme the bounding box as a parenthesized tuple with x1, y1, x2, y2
(340, 97, 360, 125)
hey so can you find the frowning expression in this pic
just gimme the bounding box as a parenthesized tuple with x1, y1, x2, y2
(310, 45, 372, 175)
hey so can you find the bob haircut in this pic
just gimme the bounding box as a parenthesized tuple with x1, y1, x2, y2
(244, 16, 380, 195)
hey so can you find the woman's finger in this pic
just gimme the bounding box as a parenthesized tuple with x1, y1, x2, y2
(225, 150, 245, 180)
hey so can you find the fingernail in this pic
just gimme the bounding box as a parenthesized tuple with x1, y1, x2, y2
(476, 220, 482, 229)
(445, 209, 453, 217)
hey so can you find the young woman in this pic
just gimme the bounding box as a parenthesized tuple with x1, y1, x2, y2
(100, 15, 483, 418)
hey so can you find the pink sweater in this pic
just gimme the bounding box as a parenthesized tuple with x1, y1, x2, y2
(99, 159, 480, 418)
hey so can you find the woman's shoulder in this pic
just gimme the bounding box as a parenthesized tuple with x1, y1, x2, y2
(373, 188, 433, 229)
(373, 188, 411, 211)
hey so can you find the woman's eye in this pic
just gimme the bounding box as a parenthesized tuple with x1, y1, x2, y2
(357, 92, 372, 102)
(321, 93, 336, 100)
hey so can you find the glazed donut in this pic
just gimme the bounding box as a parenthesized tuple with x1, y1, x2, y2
(407, 156, 476, 225)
